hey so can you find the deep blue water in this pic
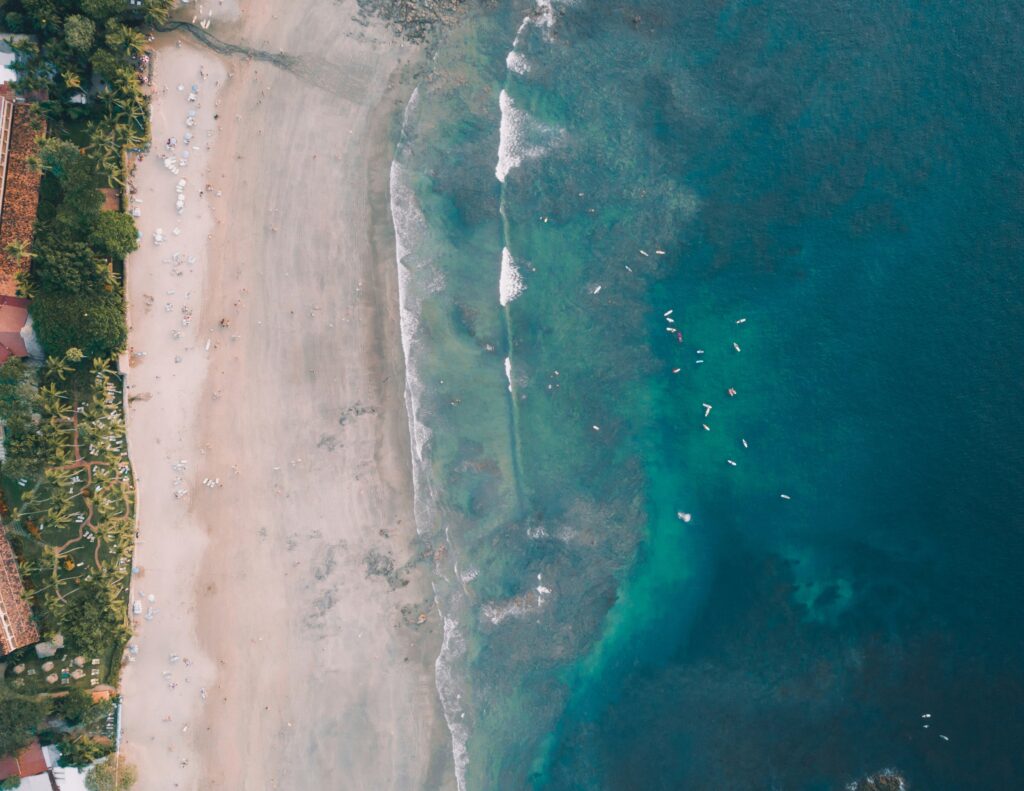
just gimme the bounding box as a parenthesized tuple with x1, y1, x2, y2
(390, 1, 1024, 788)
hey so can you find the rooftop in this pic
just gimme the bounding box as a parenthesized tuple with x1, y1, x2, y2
(0, 521, 39, 656)
(0, 740, 46, 782)
(0, 102, 44, 295)
(0, 36, 33, 88)
(0, 294, 29, 362)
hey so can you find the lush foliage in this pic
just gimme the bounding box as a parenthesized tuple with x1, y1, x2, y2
(30, 140, 130, 358)
(61, 578, 131, 657)
(57, 735, 113, 767)
(64, 14, 96, 52)
(0, 0, 157, 772)
(86, 755, 138, 791)
(2, 353, 135, 653)
(91, 211, 138, 260)
(0, 358, 46, 479)
(32, 288, 126, 358)
(0, 697, 50, 756)
(55, 687, 94, 724)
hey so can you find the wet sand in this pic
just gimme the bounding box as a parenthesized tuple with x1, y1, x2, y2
(122, 1, 452, 788)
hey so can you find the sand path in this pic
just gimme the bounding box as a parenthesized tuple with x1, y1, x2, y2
(122, 2, 452, 788)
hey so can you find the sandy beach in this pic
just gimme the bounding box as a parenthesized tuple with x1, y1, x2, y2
(122, 1, 452, 788)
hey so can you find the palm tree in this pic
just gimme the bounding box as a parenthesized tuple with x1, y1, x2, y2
(144, 0, 177, 27)
(44, 355, 72, 382)
(107, 25, 146, 58)
(14, 270, 34, 299)
(61, 70, 82, 91)
(4, 239, 34, 264)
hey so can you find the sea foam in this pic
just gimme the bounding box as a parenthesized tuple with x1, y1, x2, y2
(506, 50, 530, 75)
(482, 582, 552, 625)
(436, 615, 470, 789)
(499, 247, 525, 306)
(495, 90, 562, 183)
(391, 94, 469, 791)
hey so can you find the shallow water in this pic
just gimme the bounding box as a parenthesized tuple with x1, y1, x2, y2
(392, 1, 1024, 788)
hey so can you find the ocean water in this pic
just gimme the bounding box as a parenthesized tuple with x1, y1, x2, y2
(390, 1, 1024, 788)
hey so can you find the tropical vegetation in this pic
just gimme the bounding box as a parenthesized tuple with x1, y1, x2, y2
(86, 754, 138, 791)
(0, 0, 170, 776)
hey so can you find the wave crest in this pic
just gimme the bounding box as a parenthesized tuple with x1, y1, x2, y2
(496, 90, 563, 183)
(499, 247, 526, 306)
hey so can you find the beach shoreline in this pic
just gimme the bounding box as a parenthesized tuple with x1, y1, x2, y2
(122, 1, 452, 788)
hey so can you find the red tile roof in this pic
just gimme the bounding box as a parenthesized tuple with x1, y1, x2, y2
(0, 102, 44, 296)
(0, 740, 47, 780)
(0, 293, 28, 363)
(0, 521, 38, 656)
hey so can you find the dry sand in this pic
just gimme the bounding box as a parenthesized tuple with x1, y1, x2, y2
(122, 1, 452, 788)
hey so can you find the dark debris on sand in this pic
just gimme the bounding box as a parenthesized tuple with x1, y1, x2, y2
(355, 0, 485, 42)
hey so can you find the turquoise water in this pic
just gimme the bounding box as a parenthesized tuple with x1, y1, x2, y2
(391, 1, 1024, 788)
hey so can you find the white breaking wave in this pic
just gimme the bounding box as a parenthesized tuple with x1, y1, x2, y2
(390, 90, 469, 791)
(436, 615, 470, 787)
(390, 160, 433, 468)
(499, 246, 526, 306)
(495, 90, 563, 183)
(512, 0, 559, 48)
(504, 356, 513, 392)
(482, 582, 552, 625)
(482, 598, 532, 625)
(506, 50, 530, 75)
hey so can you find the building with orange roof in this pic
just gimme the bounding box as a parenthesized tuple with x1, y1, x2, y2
(0, 740, 47, 784)
(0, 294, 29, 363)
(0, 96, 44, 296)
(0, 521, 38, 656)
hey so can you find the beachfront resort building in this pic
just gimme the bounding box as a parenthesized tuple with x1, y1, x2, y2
(0, 741, 89, 791)
(0, 35, 44, 357)
(0, 56, 44, 285)
(0, 294, 31, 362)
(0, 520, 38, 655)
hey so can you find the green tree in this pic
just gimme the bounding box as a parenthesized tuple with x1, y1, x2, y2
(0, 359, 46, 480)
(10, 39, 49, 94)
(42, 348, 84, 383)
(0, 697, 49, 757)
(59, 578, 130, 658)
(34, 137, 81, 179)
(4, 239, 34, 265)
(61, 69, 82, 91)
(21, 0, 63, 34)
(90, 48, 124, 86)
(64, 15, 96, 53)
(31, 289, 127, 358)
(90, 212, 137, 260)
(82, 0, 129, 22)
(33, 236, 109, 294)
(1, 776, 21, 789)
(55, 688, 95, 725)
(55, 158, 105, 233)
(141, 0, 176, 26)
(57, 736, 114, 767)
(86, 756, 138, 791)
(4, 13, 26, 34)
(104, 24, 145, 58)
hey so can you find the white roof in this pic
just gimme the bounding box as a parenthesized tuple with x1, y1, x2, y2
(52, 767, 89, 791)
(0, 51, 15, 85)
(39, 745, 90, 791)
(15, 776, 52, 791)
